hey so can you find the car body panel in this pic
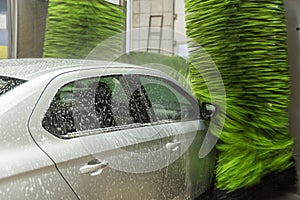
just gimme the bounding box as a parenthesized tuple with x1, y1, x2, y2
(0, 59, 163, 81)
(29, 68, 167, 199)
(0, 75, 78, 199)
(0, 59, 216, 200)
(0, 165, 78, 200)
(158, 122, 215, 199)
(132, 74, 215, 199)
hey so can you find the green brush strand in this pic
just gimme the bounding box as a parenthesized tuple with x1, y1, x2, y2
(117, 52, 189, 76)
(185, 0, 293, 191)
(117, 51, 191, 89)
(43, 0, 125, 59)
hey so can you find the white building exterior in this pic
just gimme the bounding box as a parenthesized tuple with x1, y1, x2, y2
(127, 0, 188, 56)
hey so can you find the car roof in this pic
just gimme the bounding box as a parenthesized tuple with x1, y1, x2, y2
(0, 58, 151, 80)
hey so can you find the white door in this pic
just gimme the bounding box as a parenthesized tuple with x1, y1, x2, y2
(29, 71, 165, 200)
(137, 75, 215, 199)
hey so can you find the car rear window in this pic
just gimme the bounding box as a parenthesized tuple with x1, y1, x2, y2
(0, 76, 26, 96)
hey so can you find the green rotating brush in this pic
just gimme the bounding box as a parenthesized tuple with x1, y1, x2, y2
(185, 0, 296, 199)
(43, 0, 125, 59)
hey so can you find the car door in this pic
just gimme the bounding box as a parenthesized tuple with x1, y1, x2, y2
(137, 75, 216, 199)
(29, 69, 164, 200)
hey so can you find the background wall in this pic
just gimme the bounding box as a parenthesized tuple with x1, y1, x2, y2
(0, 0, 8, 59)
(285, 0, 300, 189)
(131, 0, 175, 54)
(17, 0, 48, 58)
(173, 0, 188, 58)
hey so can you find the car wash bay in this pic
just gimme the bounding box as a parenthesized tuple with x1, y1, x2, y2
(2, 0, 300, 198)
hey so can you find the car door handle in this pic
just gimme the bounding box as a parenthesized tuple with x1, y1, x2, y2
(80, 160, 108, 176)
(166, 141, 181, 151)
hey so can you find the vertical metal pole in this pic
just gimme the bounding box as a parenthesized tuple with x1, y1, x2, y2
(5, 0, 10, 58)
(172, 0, 175, 55)
(8, 0, 17, 58)
(126, 0, 131, 54)
(171, 0, 177, 56)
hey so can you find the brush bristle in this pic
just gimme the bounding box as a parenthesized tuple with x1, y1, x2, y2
(43, 0, 125, 59)
(184, 0, 295, 192)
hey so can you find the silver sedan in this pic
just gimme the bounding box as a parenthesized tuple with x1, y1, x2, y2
(0, 59, 215, 200)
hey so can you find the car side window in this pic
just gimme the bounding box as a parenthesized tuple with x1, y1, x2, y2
(140, 76, 199, 122)
(42, 76, 142, 138)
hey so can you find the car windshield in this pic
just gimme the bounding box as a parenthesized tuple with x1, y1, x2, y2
(0, 76, 26, 96)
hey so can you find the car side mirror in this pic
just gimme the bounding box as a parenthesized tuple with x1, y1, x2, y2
(201, 103, 217, 119)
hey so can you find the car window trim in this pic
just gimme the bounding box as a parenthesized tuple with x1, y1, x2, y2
(60, 122, 153, 139)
